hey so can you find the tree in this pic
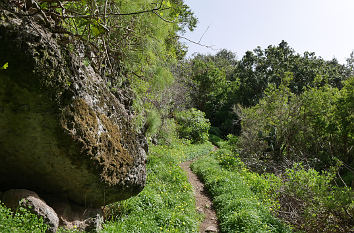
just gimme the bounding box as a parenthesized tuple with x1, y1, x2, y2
(233, 41, 350, 107)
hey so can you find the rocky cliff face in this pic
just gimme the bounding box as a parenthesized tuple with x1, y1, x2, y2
(0, 8, 147, 207)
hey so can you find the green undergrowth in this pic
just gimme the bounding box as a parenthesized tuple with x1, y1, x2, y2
(208, 148, 354, 233)
(191, 154, 292, 233)
(0, 203, 47, 233)
(103, 141, 213, 232)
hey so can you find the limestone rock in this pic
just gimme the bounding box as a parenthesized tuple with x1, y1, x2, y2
(2, 189, 59, 232)
(0, 7, 146, 207)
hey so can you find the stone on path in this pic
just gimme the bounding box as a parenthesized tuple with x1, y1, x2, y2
(205, 225, 218, 232)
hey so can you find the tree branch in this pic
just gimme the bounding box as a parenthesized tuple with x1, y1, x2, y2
(152, 10, 176, 23)
(177, 35, 216, 50)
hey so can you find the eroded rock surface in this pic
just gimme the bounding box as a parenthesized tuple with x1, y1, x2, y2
(0, 7, 146, 207)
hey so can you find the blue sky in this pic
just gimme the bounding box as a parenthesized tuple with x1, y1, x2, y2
(183, 0, 354, 64)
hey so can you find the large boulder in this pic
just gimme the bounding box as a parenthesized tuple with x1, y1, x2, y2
(0, 8, 147, 207)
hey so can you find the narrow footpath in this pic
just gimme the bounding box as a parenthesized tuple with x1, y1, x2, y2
(180, 161, 219, 233)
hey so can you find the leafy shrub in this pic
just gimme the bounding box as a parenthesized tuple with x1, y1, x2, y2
(175, 108, 211, 143)
(209, 126, 222, 138)
(145, 109, 162, 139)
(212, 149, 243, 170)
(221, 134, 239, 152)
(208, 134, 223, 147)
(0, 203, 47, 232)
(276, 163, 354, 233)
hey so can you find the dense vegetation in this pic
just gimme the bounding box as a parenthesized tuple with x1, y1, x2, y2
(1, 0, 353, 232)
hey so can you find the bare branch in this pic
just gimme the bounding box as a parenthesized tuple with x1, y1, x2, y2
(177, 35, 216, 50)
(198, 25, 210, 44)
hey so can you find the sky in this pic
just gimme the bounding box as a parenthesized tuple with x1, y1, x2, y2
(182, 0, 354, 64)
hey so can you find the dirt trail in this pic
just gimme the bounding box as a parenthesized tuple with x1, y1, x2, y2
(180, 161, 219, 233)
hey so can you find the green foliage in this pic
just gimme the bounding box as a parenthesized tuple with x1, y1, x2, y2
(186, 53, 239, 135)
(191, 155, 291, 233)
(0, 203, 47, 232)
(219, 135, 354, 232)
(184, 42, 350, 137)
(145, 109, 162, 139)
(190, 59, 229, 115)
(156, 118, 178, 145)
(211, 148, 281, 210)
(236, 75, 354, 173)
(175, 108, 211, 143)
(208, 134, 224, 147)
(277, 163, 354, 233)
(212, 149, 243, 171)
(103, 142, 213, 232)
(234, 41, 350, 107)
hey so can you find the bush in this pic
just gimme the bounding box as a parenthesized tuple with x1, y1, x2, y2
(145, 109, 162, 139)
(276, 163, 354, 233)
(212, 149, 243, 171)
(209, 126, 222, 138)
(175, 108, 211, 143)
(208, 134, 223, 147)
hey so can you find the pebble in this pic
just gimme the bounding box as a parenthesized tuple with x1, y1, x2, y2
(205, 225, 218, 232)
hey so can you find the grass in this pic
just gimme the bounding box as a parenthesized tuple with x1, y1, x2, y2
(191, 153, 292, 233)
(103, 141, 213, 232)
